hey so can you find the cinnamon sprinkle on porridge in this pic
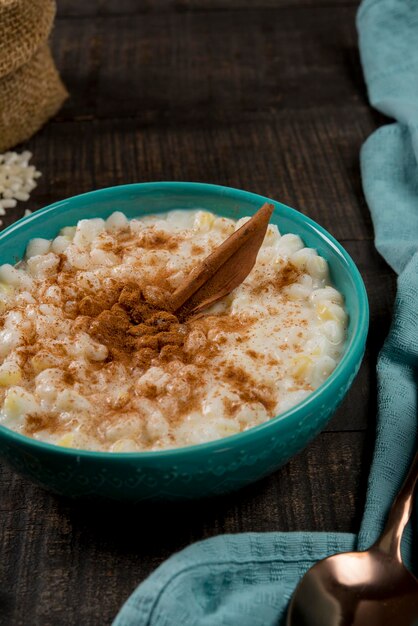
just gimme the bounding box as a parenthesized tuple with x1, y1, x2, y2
(0, 210, 347, 451)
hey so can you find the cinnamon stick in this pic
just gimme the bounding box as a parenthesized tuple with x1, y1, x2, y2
(169, 202, 274, 319)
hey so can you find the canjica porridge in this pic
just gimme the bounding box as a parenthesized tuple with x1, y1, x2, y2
(0, 208, 347, 452)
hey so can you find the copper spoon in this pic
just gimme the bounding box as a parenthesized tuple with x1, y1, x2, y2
(287, 448, 418, 626)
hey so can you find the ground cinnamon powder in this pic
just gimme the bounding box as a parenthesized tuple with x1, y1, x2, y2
(87, 283, 187, 369)
(110, 229, 180, 256)
(25, 412, 59, 435)
(252, 262, 301, 296)
(222, 364, 277, 415)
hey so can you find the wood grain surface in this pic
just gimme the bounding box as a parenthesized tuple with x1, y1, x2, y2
(0, 1, 396, 624)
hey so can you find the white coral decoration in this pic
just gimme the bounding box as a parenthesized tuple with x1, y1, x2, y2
(0, 151, 41, 224)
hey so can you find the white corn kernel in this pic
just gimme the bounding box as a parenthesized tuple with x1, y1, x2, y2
(44, 285, 62, 305)
(85, 340, 108, 362)
(193, 211, 215, 232)
(310, 355, 337, 386)
(292, 355, 313, 380)
(290, 248, 318, 271)
(111, 438, 139, 452)
(212, 216, 235, 234)
(57, 433, 75, 448)
(264, 224, 281, 246)
(35, 368, 64, 401)
(2, 199, 17, 209)
(136, 367, 169, 395)
(90, 248, 120, 267)
(0, 281, 14, 313)
(76, 271, 101, 292)
(284, 283, 311, 301)
(145, 411, 169, 442)
(26, 253, 59, 278)
(236, 403, 269, 426)
(0, 264, 32, 289)
(60, 226, 76, 238)
(106, 211, 129, 231)
(65, 246, 90, 270)
(73, 218, 105, 249)
(320, 320, 345, 345)
(0, 361, 22, 386)
(306, 255, 329, 281)
(0, 282, 13, 295)
(31, 352, 61, 374)
(311, 287, 344, 305)
(211, 417, 241, 438)
(14, 191, 30, 202)
(277, 233, 304, 256)
(315, 302, 348, 325)
(3, 387, 39, 421)
(51, 235, 71, 254)
(105, 415, 141, 441)
(56, 389, 91, 412)
(0, 328, 22, 358)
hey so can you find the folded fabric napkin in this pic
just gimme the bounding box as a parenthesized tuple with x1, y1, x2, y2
(114, 1, 418, 623)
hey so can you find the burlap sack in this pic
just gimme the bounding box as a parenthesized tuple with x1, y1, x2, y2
(0, 44, 68, 152)
(0, 0, 68, 152)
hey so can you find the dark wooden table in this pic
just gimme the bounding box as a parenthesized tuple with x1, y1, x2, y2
(0, 1, 396, 624)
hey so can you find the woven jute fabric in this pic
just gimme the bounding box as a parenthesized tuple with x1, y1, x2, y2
(0, 0, 68, 151)
(0, 44, 68, 152)
(0, 0, 56, 78)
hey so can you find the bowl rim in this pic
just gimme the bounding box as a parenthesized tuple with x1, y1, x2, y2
(0, 181, 369, 459)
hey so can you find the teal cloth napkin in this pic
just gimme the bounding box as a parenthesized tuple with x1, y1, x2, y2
(114, 1, 418, 623)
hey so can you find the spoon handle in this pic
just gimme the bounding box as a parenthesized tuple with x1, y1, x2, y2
(375, 446, 418, 559)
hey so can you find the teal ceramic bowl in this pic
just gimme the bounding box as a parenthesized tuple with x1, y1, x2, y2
(0, 183, 369, 501)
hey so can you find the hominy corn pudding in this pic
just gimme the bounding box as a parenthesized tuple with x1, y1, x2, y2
(0, 210, 347, 452)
